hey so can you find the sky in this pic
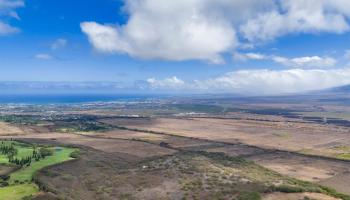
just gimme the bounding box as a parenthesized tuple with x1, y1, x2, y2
(2, 0, 350, 95)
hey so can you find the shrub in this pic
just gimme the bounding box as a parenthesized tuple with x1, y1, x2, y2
(274, 185, 305, 193)
(237, 191, 261, 200)
(39, 147, 53, 158)
(70, 150, 80, 159)
(0, 174, 9, 181)
(0, 180, 9, 187)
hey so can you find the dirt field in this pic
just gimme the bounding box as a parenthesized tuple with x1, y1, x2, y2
(263, 192, 341, 200)
(0, 122, 26, 136)
(100, 117, 350, 158)
(99, 117, 350, 195)
(0, 132, 176, 159)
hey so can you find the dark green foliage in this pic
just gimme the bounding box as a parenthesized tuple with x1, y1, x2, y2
(70, 150, 80, 159)
(273, 185, 305, 193)
(9, 156, 32, 167)
(0, 142, 17, 156)
(39, 148, 53, 158)
(319, 185, 350, 200)
(237, 191, 261, 200)
(0, 115, 38, 125)
(0, 175, 10, 181)
(0, 179, 9, 187)
(173, 104, 226, 114)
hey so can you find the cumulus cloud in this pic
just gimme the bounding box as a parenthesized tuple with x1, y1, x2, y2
(51, 38, 67, 50)
(146, 68, 350, 95)
(240, 0, 350, 42)
(80, 0, 270, 63)
(0, 0, 24, 35)
(81, 0, 350, 63)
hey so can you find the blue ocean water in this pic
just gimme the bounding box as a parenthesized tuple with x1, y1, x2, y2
(0, 94, 154, 104)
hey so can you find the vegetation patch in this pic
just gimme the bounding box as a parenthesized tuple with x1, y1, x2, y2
(56, 121, 111, 133)
(0, 140, 77, 199)
(116, 151, 350, 200)
(0, 183, 38, 200)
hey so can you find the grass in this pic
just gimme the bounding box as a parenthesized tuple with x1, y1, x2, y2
(336, 153, 350, 160)
(0, 183, 38, 200)
(0, 154, 9, 164)
(0, 141, 34, 163)
(0, 140, 77, 199)
(10, 147, 75, 184)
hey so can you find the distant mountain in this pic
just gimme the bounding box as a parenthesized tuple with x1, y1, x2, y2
(327, 84, 350, 93)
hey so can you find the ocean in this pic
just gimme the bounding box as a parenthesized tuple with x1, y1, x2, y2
(0, 94, 155, 104)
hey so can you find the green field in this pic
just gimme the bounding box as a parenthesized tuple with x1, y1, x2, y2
(10, 147, 75, 184)
(0, 140, 77, 199)
(0, 184, 38, 200)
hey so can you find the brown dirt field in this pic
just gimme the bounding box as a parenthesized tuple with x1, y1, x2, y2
(35, 148, 325, 200)
(319, 172, 350, 195)
(263, 192, 341, 200)
(0, 132, 176, 159)
(0, 122, 26, 136)
(89, 129, 219, 149)
(99, 117, 350, 195)
(249, 152, 350, 195)
(0, 164, 15, 176)
(101, 117, 350, 157)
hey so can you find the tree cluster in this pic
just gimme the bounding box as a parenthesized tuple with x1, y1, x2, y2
(0, 142, 53, 167)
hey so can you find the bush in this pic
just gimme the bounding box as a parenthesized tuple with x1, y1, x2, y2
(237, 192, 261, 200)
(0, 180, 9, 187)
(70, 150, 80, 159)
(0, 174, 9, 181)
(39, 147, 53, 158)
(274, 185, 305, 193)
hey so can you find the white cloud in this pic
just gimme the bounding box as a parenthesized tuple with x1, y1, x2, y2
(81, 0, 350, 63)
(0, 0, 24, 8)
(234, 52, 336, 69)
(233, 52, 267, 61)
(146, 68, 350, 95)
(240, 0, 350, 42)
(147, 76, 185, 89)
(80, 0, 271, 63)
(272, 56, 337, 68)
(0, 0, 24, 36)
(35, 53, 54, 60)
(344, 50, 350, 60)
(51, 38, 67, 50)
(0, 21, 18, 35)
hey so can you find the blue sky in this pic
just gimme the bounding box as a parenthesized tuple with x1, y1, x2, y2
(2, 0, 350, 95)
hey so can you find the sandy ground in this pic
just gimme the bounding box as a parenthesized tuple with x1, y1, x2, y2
(263, 192, 341, 200)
